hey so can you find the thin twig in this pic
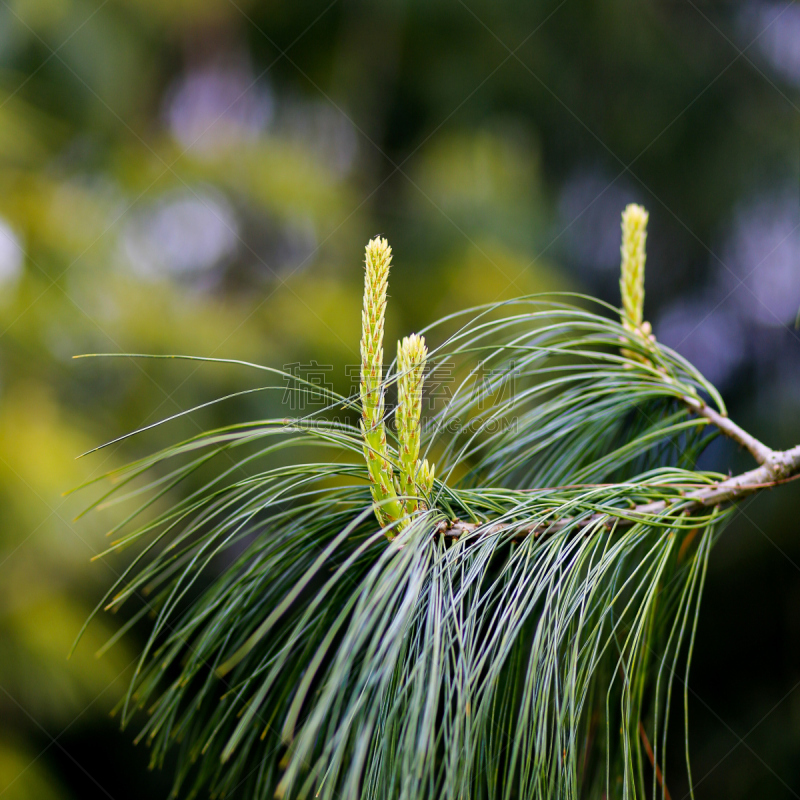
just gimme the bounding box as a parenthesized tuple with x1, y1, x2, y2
(681, 395, 773, 465)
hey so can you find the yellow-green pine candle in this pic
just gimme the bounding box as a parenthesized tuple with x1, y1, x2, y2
(619, 203, 649, 332)
(360, 237, 404, 527)
(396, 334, 427, 513)
(417, 458, 435, 502)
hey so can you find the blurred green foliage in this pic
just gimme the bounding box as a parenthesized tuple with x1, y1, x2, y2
(0, 0, 799, 797)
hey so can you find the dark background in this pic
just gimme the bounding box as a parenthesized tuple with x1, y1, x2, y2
(0, 0, 799, 797)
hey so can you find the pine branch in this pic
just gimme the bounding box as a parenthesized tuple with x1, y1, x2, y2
(442, 439, 800, 540)
(80, 206, 800, 800)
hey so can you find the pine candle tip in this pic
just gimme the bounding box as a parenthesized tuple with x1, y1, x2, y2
(620, 203, 649, 329)
(622, 203, 648, 227)
(398, 333, 427, 366)
(365, 237, 392, 270)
